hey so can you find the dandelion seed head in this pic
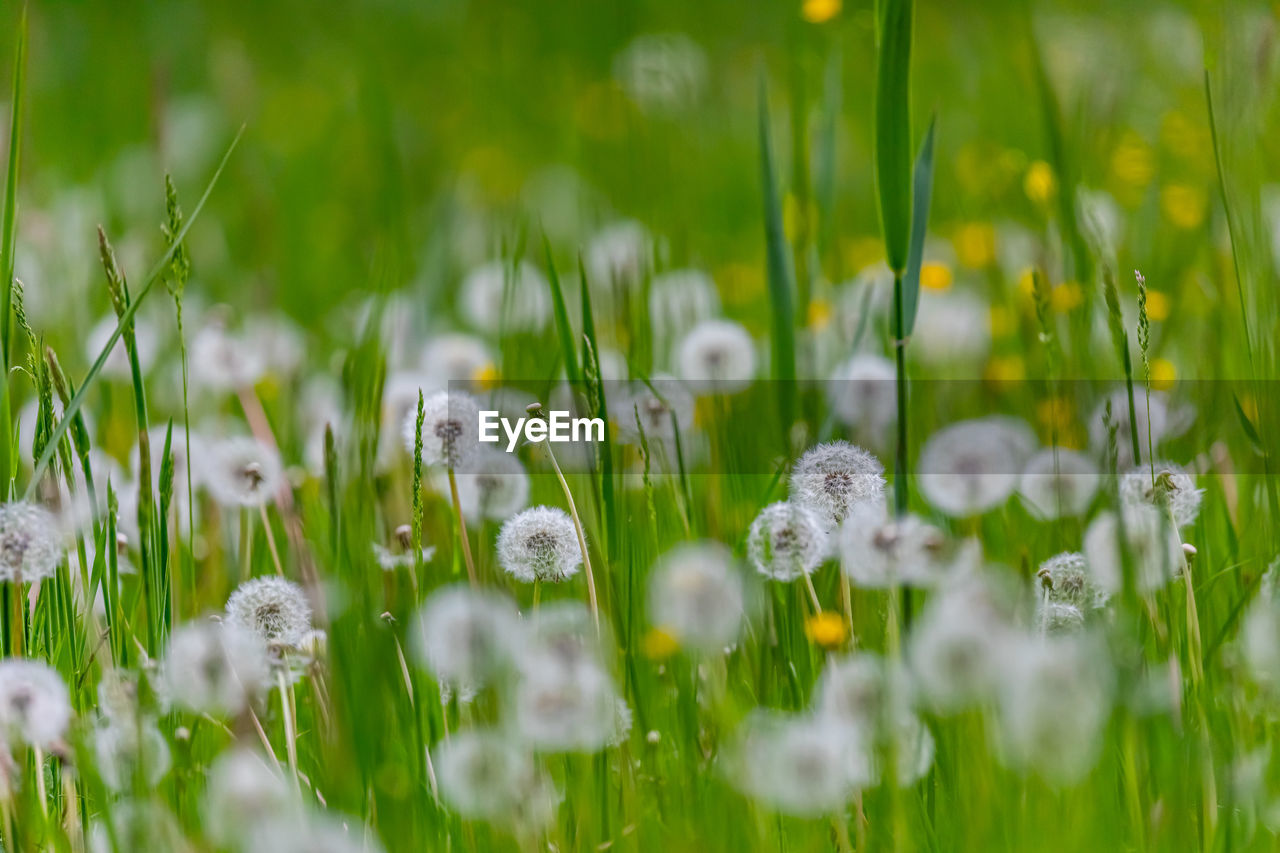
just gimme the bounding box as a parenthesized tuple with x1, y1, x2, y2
(839, 502, 976, 588)
(587, 220, 651, 289)
(434, 729, 560, 828)
(728, 711, 873, 817)
(1017, 448, 1100, 519)
(647, 268, 719, 343)
(612, 376, 694, 447)
(675, 319, 757, 392)
(747, 501, 828, 581)
(1036, 551, 1108, 611)
(917, 417, 1037, 516)
(647, 542, 745, 654)
(203, 748, 294, 845)
(201, 437, 284, 508)
(497, 506, 582, 583)
(460, 260, 552, 334)
(0, 501, 64, 583)
(1119, 461, 1203, 527)
(0, 659, 71, 749)
(189, 317, 266, 392)
(93, 718, 171, 790)
(614, 33, 709, 114)
(1036, 601, 1086, 635)
(513, 660, 622, 752)
(827, 354, 897, 446)
(908, 579, 1019, 710)
(1083, 504, 1183, 594)
(995, 635, 1112, 784)
(226, 576, 313, 650)
(789, 441, 885, 530)
(158, 622, 270, 716)
(402, 390, 482, 469)
(437, 447, 530, 521)
(411, 586, 521, 687)
(247, 811, 385, 853)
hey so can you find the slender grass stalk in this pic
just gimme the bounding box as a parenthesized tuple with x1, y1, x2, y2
(446, 467, 478, 587)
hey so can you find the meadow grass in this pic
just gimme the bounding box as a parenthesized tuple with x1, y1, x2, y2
(0, 2, 1278, 852)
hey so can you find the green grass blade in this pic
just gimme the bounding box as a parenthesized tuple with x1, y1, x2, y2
(901, 112, 936, 338)
(26, 126, 245, 496)
(874, 0, 913, 273)
(758, 74, 796, 439)
(543, 235, 580, 385)
(0, 6, 26, 362)
(1205, 69, 1254, 363)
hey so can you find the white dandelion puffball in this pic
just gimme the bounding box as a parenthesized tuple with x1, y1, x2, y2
(420, 333, 493, 387)
(497, 506, 582, 584)
(586, 220, 651, 289)
(87, 312, 162, 381)
(1036, 552, 1109, 612)
(434, 447, 530, 522)
(0, 500, 65, 583)
(159, 621, 270, 716)
(1036, 601, 1086, 636)
(908, 580, 1019, 711)
(378, 370, 432, 468)
(647, 542, 745, 654)
(647, 268, 720, 344)
(189, 319, 267, 392)
(460, 259, 551, 334)
(1087, 389, 1192, 468)
(747, 501, 829, 581)
(917, 417, 1037, 517)
(911, 290, 991, 366)
(729, 711, 873, 817)
(246, 811, 385, 853)
(0, 659, 72, 748)
(994, 635, 1112, 784)
(790, 441, 886, 531)
(1017, 448, 1100, 519)
(827, 353, 897, 445)
(1083, 504, 1183, 594)
(612, 375, 694, 447)
(613, 33, 708, 114)
(516, 601, 609, 676)
(839, 502, 976, 588)
(434, 729, 559, 828)
(225, 576, 313, 650)
(411, 585, 521, 687)
(372, 541, 436, 571)
(201, 436, 284, 508)
(1242, 593, 1280, 687)
(675, 319, 757, 393)
(513, 661, 623, 752)
(402, 389, 482, 469)
(812, 653, 916, 736)
(204, 748, 294, 845)
(1119, 461, 1203, 527)
(93, 718, 172, 790)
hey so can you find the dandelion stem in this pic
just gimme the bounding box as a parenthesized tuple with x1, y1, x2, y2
(543, 441, 600, 635)
(259, 505, 285, 577)
(278, 667, 301, 797)
(446, 467, 478, 587)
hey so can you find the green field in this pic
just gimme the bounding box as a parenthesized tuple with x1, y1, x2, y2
(0, 1, 1277, 851)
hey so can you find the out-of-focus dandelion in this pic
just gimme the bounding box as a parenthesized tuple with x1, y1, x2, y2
(917, 417, 1037, 516)
(587, 220, 652, 289)
(647, 268, 720, 345)
(92, 717, 171, 789)
(203, 748, 294, 846)
(0, 659, 72, 749)
(460, 260, 552, 334)
(246, 811, 386, 853)
(1083, 503, 1183, 593)
(839, 502, 977, 588)
(647, 542, 745, 654)
(158, 622, 270, 716)
(201, 436, 284, 508)
(675, 319, 758, 392)
(433, 447, 529, 522)
(908, 578, 1019, 711)
(0, 500, 64, 583)
(613, 34, 709, 114)
(410, 586, 521, 689)
(434, 729, 560, 829)
(1017, 448, 1100, 519)
(827, 353, 897, 447)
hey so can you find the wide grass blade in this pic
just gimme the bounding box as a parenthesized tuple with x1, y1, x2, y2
(901, 113, 936, 337)
(543, 235, 580, 385)
(26, 126, 245, 495)
(757, 75, 797, 440)
(874, 0, 913, 274)
(0, 9, 26, 496)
